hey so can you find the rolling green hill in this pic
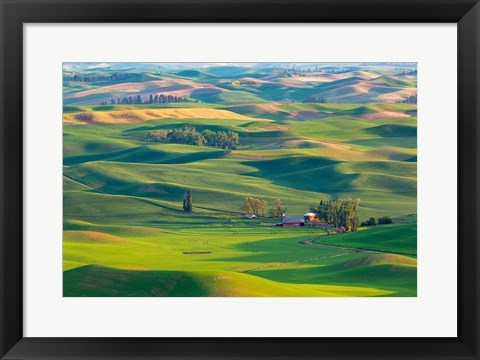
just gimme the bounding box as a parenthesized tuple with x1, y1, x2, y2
(63, 62, 417, 297)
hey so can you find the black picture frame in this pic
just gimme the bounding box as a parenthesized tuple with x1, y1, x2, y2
(1, 0, 479, 359)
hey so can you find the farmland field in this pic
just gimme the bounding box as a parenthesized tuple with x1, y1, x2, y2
(63, 62, 417, 297)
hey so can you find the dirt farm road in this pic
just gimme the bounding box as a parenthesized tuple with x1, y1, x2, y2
(240, 237, 378, 273)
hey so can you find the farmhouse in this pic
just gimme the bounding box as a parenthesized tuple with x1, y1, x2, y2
(274, 215, 305, 227)
(274, 213, 321, 227)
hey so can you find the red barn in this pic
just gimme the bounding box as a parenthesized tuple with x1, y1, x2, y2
(303, 213, 318, 222)
(278, 215, 305, 227)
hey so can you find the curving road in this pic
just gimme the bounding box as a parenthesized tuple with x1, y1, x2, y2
(240, 237, 378, 273)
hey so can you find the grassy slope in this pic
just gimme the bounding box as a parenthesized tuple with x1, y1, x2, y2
(64, 266, 393, 297)
(63, 68, 417, 297)
(63, 222, 416, 296)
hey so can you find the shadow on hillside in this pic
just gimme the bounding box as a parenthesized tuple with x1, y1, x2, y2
(64, 145, 225, 166)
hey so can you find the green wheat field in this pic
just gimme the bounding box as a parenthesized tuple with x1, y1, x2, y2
(63, 62, 417, 297)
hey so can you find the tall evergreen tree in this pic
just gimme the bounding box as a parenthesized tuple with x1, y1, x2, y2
(183, 190, 193, 213)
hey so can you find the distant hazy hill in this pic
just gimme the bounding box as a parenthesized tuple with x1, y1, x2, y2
(63, 63, 416, 106)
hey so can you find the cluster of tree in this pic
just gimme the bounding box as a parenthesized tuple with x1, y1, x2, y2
(272, 64, 354, 74)
(99, 96, 142, 105)
(282, 70, 315, 78)
(384, 63, 415, 68)
(182, 190, 193, 212)
(99, 93, 197, 105)
(399, 94, 417, 104)
(397, 69, 417, 76)
(294, 66, 320, 72)
(145, 130, 169, 142)
(295, 73, 319, 78)
(283, 66, 319, 73)
(319, 68, 350, 74)
(303, 96, 328, 103)
(270, 199, 286, 219)
(225, 80, 257, 85)
(378, 216, 393, 224)
(309, 198, 360, 232)
(70, 73, 138, 83)
(169, 127, 206, 146)
(278, 65, 350, 74)
(145, 127, 239, 150)
(148, 94, 197, 104)
(360, 216, 392, 227)
(241, 197, 287, 218)
(241, 197, 267, 217)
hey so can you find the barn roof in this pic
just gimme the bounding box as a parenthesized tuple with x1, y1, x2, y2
(283, 216, 305, 224)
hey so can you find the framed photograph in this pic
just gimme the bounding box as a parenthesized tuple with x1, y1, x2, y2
(1, 0, 479, 359)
